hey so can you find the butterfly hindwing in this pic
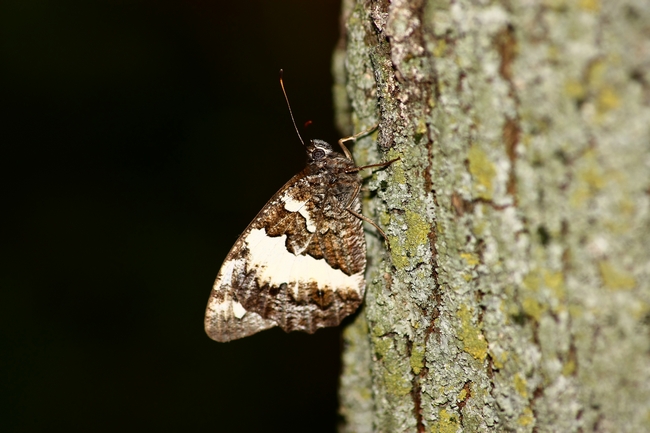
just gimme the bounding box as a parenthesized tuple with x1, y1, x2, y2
(204, 140, 367, 342)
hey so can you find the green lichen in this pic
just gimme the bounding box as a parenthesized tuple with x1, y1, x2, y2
(384, 371, 413, 397)
(468, 145, 496, 200)
(389, 237, 409, 269)
(571, 149, 606, 206)
(585, 58, 622, 119)
(373, 335, 393, 360)
(371, 324, 393, 359)
(579, 0, 600, 11)
(415, 118, 428, 141)
(430, 408, 460, 433)
(472, 219, 486, 237)
(371, 325, 413, 396)
(490, 349, 508, 369)
(390, 209, 430, 270)
(523, 268, 565, 312)
(514, 373, 528, 398)
(379, 209, 391, 227)
(387, 148, 406, 184)
(523, 271, 541, 292)
(578, 150, 606, 189)
(405, 210, 430, 255)
(598, 261, 636, 290)
(433, 39, 447, 57)
(562, 358, 577, 376)
(544, 270, 566, 301)
(457, 305, 488, 361)
(518, 407, 535, 426)
(564, 78, 586, 100)
(521, 297, 545, 321)
(459, 252, 480, 266)
(596, 86, 620, 114)
(410, 344, 426, 374)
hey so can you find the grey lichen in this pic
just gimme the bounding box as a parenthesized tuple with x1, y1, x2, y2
(336, 1, 650, 432)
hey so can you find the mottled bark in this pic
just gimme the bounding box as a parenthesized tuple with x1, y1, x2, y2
(333, 1, 650, 432)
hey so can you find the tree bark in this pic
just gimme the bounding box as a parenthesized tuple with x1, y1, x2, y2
(333, 1, 650, 432)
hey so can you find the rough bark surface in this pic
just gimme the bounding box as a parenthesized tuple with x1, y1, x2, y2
(333, 1, 650, 432)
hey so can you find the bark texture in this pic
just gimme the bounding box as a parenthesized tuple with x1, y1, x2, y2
(333, 1, 650, 432)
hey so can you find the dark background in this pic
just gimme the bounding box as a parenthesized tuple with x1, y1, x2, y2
(2, 1, 349, 431)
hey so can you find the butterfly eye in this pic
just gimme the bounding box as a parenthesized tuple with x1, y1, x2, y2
(312, 149, 325, 160)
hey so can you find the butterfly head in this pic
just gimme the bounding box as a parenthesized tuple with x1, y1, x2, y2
(306, 139, 335, 164)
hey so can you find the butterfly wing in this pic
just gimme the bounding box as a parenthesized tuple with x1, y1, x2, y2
(204, 167, 366, 342)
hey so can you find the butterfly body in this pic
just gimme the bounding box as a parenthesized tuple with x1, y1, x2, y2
(204, 139, 366, 342)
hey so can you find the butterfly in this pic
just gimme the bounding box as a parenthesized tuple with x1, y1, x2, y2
(204, 72, 394, 342)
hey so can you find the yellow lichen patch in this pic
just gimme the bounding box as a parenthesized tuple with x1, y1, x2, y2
(518, 407, 535, 426)
(457, 305, 488, 361)
(384, 371, 413, 397)
(371, 327, 413, 396)
(571, 149, 606, 206)
(579, 150, 606, 189)
(521, 296, 545, 321)
(570, 184, 592, 208)
(632, 303, 650, 321)
(542, 0, 567, 11)
(387, 148, 406, 184)
(460, 252, 480, 266)
(564, 79, 586, 100)
(587, 60, 606, 87)
(389, 236, 409, 269)
(547, 44, 560, 62)
(598, 261, 636, 290)
(544, 270, 566, 301)
(428, 94, 436, 109)
(579, 0, 600, 12)
(490, 349, 508, 369)
(389, 208, 428, 268)
(514, 373, 528, 398)
(457, 388, 467, 402)
(562, 358, 576, 376)
(468, 145, 496, 200)
(433, 39, 447, 57)
(372, 334, 393, 360)
(568, 304, 583, 319)
(410, 344, 426, 375)
(506, 300, 522, 319)
(584, 58, 620, 119)
(618, 196, 636, 216)
(379, 210, 391, 227)
(372, 322, 387, 337)
(430, 408, 460, 433)
(472, 219, 486, 237)
(405, 210, 430, 255)
(597, 86, 620, 114)
(523, 271, 541, 292)
(416, 118, 428, 137)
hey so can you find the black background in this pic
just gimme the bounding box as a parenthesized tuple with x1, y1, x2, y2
(3, 1, 349, 431)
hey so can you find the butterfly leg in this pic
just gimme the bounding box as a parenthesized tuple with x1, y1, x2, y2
(338, 124, 379, 160)
(347, 157, 400, 174)
(346, 207, 389, 242)
(344, 182, 390, 244)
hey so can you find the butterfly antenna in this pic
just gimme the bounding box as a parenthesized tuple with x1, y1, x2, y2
(279, 69, 305, 147)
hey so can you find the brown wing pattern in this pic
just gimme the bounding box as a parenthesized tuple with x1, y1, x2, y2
(204, 163, 367, 342)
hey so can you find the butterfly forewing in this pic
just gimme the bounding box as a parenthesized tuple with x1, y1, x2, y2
(204, 140, 366, 342)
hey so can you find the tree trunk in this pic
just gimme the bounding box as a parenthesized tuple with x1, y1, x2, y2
(333, 1, 650, 432)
